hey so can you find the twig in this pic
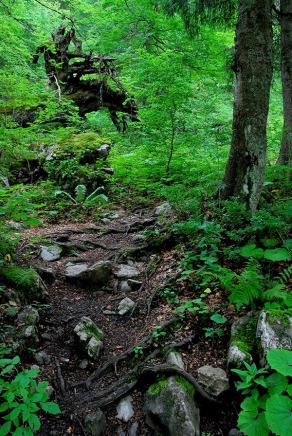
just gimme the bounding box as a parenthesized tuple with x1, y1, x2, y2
(55, 358, 66, 395)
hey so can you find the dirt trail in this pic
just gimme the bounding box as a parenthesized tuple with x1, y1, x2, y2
(19, 207, 233, 435)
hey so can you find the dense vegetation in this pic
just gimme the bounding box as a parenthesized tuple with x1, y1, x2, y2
(0, 1, 291, 435)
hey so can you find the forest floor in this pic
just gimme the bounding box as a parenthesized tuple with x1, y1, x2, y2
(17, 205, 237, 435)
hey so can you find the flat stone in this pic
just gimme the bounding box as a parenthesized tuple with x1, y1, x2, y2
(256, 311, 292, 362)
(118, 297, 135, 316)
(197, 366, 229, 397)
(65, 261, 112, 287)
(166, 351, 185, 369)
(84, 408, 107, 436)
(115, 264, 140, 279)
(40, 245, 62, 262)
(65, 262, 89, 278)
(116, 396, 134, 422)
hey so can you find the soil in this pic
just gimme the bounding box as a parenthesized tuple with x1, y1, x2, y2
(15, 207, 238, 435)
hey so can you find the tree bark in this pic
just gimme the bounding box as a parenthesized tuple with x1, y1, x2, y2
(277, 0, 292, 165)
(222, 0, 273, 212)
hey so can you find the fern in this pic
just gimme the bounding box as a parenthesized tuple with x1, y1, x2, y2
(218, 261, 263, 308)
(277, 265, 292, 285)
(75, 184, 87, 203)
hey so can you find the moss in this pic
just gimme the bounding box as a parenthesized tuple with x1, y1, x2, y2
(85, 324, 103, 341)
(231, 315, 257, 355)
(174, 376, 195, 396)
(267, 310, 291, 329)
(147, 378, 168, 395)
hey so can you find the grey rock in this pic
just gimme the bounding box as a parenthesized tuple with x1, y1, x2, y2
(154, 202, 173, 217)
(129, 422, 139, 436)
(35, 351, 51, 365)
(18, 306, 39, 325)
(145, 377, 200, 436)
(166, 351, 185, 369)
(115, 264, 140, 279)
(74, 317, 103, 360)
(84, 408, 107, 436)
(118, 298, 135, 316)
(116, 396, 134, 422)
(85, 261, 113, 286)
(117, 428, 126, 436)
(120, 281, 132, 293)
(40, 245, 62, 262)
(36, 266, 56, 283)
(45, 385, 55, 399)
(96, 144, 111, 159)
(65, 261, 112, 287)
(79, 359, 89, 369)
(8, 220, 23, 231)
(197, 366, 229, 397)
(228, 430, 243, 436)
(227, 314, 255, 368)
(256, 311, 292, 362)
(65, 262, 88, 278)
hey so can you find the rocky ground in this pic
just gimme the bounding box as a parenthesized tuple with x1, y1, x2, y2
(11, 205, 244, 435)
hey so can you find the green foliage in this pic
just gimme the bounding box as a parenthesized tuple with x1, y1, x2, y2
(55, 185, 108, 208)
(240, 243, 291, 262)
(0, 353, 61, 435)
(233, 349, 292, 436)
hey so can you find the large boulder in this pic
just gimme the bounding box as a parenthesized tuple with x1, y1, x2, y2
(256, 310, 292, 363)
(144, 377, 200, 436)
(227, 314, 256, 368)
(197, 366, 229, 397)
(74, 317, 103, 360)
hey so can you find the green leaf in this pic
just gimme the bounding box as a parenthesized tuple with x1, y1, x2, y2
(240, 244, 264, 259)
(267, 349, 292, 377)
(266, 373, 288, 394)
(238, 404, 269, 436)
(287, 385, 292, 396)
(0, 421, 11, 435)
(28, 413, 41, 431)
(210, 313, 227, 324)
(265, 394, 292, 436)
(264, 248, 291, 262)
(41, 401, 61, 415)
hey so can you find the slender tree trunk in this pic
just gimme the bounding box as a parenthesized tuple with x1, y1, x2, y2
(222, 0, 273, 212)
(277, 0, 292, 165)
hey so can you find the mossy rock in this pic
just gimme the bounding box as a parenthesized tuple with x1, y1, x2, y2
(227, 313, 257, 368)
(43, 132, 113, 193)
(0, 265, 43, 302)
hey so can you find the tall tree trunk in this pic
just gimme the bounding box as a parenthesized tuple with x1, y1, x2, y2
(277, 0, 292, 165)
(221, 0, 273, 212)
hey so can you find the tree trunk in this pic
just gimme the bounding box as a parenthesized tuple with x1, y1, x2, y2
(221, 0, 273, 212)
(277, 0, 292, 165)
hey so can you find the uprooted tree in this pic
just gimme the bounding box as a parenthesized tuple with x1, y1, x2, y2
(33, 24, 139, 131)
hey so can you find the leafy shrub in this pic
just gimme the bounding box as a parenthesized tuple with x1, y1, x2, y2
(233, 349, 292, 436)
(0, 353, 61, 435)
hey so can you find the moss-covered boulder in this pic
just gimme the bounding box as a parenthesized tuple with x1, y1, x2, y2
(256, 310, 292, 364)
(74, 316, 104, 360)
(144, 376, 200, 436)
(43, 132, 113, 193)
(227, 313, 257, 368)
